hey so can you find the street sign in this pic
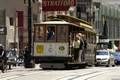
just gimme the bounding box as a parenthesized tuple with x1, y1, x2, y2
(99, 39, 109, 43)
(0, 27, 6, 35)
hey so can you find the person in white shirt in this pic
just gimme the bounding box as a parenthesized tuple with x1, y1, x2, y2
(77, 33, 85, 62)
(72, 35, 80, 62)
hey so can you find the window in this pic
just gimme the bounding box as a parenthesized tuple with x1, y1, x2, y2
(35, 26, 44, 42)
(24, 0, 26, 4)
(46, 25, 56, 41)
(32, 0, 35, 3)
(32, 0, 38, 3)
(57, 25, 68, 42)
(9, 17, 14, 26)
(96, 51, 108, 55)
(33, 14, 37, 23)
(69, 11, 74, 16)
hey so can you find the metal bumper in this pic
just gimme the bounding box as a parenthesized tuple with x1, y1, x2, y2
(33, 56, 72, 63)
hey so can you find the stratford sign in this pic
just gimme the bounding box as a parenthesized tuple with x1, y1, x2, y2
(42, 0, 76, 11)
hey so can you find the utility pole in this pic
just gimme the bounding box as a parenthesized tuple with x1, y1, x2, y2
(28, 0, 32, 54)
(24, 0, 34, 68)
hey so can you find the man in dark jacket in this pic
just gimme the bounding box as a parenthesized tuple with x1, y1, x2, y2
(0, 44, 7, 73)
(24, 46, 33, 68)
(0, 44, 6, 60)
(78, 33, 87, 62)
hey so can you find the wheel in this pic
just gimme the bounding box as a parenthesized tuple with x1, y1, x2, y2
(106, 60, 111, 67)
(95, 64, 98, 67)
(112, 65, 115, 67)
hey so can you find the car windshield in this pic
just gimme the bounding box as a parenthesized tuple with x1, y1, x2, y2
(96, 51, 108, 55)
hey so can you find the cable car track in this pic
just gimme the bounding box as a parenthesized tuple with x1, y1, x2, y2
(56, 71, 99, 80)
(0, 67, 117, 80)
(56, 68, 114, 80)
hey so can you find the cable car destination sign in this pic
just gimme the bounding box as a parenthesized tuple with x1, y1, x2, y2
(42, 0, 76, 11)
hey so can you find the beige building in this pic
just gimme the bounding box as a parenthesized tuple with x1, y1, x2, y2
(0, 0, 39, 50)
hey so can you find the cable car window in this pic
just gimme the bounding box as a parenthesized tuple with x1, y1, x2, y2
(46, 25, 55, 41)
(57, 25, 68, 42)
(35, 26, 44, 42)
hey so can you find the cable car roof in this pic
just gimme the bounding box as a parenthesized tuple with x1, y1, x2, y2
(34, 20, 96, 33)
(34, 21, 81, 28)
(47, 15, 96, 32)
(48, 14, 91, 25)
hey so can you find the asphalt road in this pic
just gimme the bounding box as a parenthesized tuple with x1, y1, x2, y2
(0, 65, 120, 80)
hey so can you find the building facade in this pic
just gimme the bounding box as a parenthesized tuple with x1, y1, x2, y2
(0, 9, 6, 47)
(0, 0, 39, 50)
(76, 0, 93, 23)
(42, 0, 93, 23)
(93, 2, 120, 40)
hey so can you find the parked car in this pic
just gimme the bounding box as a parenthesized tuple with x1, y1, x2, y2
(95, 49, 115, 67)
(112, 51, 120, 65)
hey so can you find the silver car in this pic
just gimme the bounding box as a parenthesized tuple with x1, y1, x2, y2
(95, 49, 115, 67)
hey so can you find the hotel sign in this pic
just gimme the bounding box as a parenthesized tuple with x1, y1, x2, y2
(42, 0, 76, 11)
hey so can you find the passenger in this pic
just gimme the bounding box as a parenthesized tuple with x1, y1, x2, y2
(72, 35, 80, 62)
(80, 34, 87, 61)
(47, 28, 55, 40)
(77, 33, 84, 62)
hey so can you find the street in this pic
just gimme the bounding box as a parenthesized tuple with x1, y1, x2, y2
(0, 65, 120, 80)
(0, 0, 120, 80)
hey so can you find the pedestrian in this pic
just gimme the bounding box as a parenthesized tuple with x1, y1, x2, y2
(24, 45, 32, 68)
(18, 50, 24, 61)
(0, 44, 7, 73)
(80, 34, 87, 61)
(0, 44, 6, 59)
